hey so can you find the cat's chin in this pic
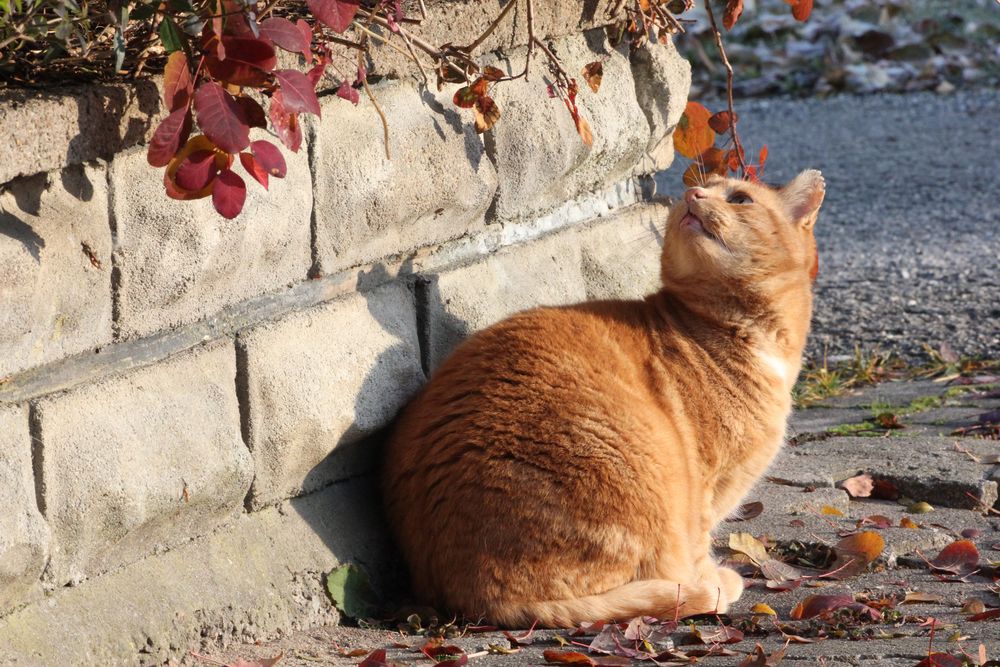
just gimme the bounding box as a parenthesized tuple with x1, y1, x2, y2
(679, 212, 705, 234)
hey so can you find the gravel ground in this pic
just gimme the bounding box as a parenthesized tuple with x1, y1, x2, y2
(658, 88, 1000, 361)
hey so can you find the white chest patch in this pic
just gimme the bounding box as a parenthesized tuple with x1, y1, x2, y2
(756, 349, 792, 386)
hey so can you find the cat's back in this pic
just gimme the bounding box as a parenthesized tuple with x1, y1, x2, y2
(382, 299, 672, 607)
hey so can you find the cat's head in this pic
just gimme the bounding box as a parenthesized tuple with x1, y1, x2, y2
(661, 170, 825, 293)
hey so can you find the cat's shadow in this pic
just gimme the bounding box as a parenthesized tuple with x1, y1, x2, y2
(290, 259, 469, 607)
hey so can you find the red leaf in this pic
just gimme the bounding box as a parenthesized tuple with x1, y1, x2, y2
(929, 540, 980, 575)
(723, 0, 744, 30)
(358, 649, 388, 667)
(195, 82, 251, 153)
(250, 139, 286, 177)
(212, 168, 247, 219)
(234, 96, 267, 129)
(790, 595, 877, 620)
(175, 149, 220, 191)
(274, 69, 322, 116)
(307, 58, 329, 87)
(759, 145, 769, 168)
(307, 0, 360, 33)
(543, 650, 595, 665)
(240, 152, 269, 190)
(204, 36, 277, 86)
(269, 90, 302, 152)
(147, 107, 192, 167)
(786, 0, 813, 21)
(968, 608, 1000, 621)
(260, 17, 311, 61)
(337, 80, 360, 105)
(708, 110, 738, 134)
(481, 66, 506, 81)
(453, 85, 479, 109)
(162, 51, 193, 112)
(914, 654, 964, 667)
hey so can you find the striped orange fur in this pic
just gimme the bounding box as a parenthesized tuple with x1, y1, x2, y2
(383, 170, 826, 628)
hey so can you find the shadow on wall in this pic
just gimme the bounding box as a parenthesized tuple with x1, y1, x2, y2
(290, 259, 466, 603)
(0, 166, 95, 262)
(66, 81, 162, 167)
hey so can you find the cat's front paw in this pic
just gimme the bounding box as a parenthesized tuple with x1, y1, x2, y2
(717, 566, 745, 606)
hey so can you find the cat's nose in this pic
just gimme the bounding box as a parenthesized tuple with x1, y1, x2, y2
(685, 188, 708, 204)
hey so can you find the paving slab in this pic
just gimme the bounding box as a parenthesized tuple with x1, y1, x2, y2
(769, 435, 998, 510)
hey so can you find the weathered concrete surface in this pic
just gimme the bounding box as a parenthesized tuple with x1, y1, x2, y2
(0, 163, 112, 377)
(576, 201, 667, 301)
(420, 227, 589, 371)
(311, 83, 497, 274)
(213, 377, 1000, 666)
(0, 477, 391, 666)
(0, 405, 49, 615)
(239, 283, 424, 509)
(110, 137, 312, 340)
(34, 340, 251, 586)
(488, 32, 650, 222)
(769, 435, 998, 510)
(0, 81, 163, 184)
(630, 38, 692, 175)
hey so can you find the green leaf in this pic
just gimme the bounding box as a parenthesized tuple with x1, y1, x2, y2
(158, 15, 185, 53)
(325, 564, 378, 619)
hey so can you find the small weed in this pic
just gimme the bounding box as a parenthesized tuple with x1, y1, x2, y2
(827, 423, 870, 436)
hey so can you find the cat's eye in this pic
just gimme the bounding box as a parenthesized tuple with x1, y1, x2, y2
(727, 192, 754, 205)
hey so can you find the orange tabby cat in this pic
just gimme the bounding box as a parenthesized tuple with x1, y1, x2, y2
(383, 170, 825, 628)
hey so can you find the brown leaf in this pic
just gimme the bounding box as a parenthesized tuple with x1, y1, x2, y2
(728, 532, 769, 566)
(820, 505, 843, 516)
(708, 110, 738, 134)
(784, 0, 813, 22)
(723, 0, 744, 30)
(929, 540, 980, 575)
(899, 517, 919, 529)
(543, 650, 595, 665)
(575, 115, 594, 147)
(581, 61, 603, 93)
(673, 101, 715, 159)
(961, 598, 986, 614)
(902, 591, 944, 605)
(828, 531, 884, 578)
(473, 96, 501, 133)
(837, 473, 873, 498)
(728, 501, 764, 522)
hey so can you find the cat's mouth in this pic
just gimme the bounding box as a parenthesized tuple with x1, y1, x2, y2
(679, 210, 719, 242)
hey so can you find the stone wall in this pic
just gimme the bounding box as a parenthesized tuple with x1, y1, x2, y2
(0, 9, 690, 663)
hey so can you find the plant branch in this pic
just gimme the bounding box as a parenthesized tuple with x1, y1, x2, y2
(702, 0, 747, 175)
(463, 0, 517, 54)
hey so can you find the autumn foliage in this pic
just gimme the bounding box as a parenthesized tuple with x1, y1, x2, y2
(130, 0, 813, 218)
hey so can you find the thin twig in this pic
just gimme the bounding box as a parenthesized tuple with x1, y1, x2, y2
(702, 0, 747, 175)
(464, 0, 517, 54)
(359, 50, 390, 160)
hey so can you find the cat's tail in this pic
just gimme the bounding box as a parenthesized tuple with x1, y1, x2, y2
(488, 579, 727, 629)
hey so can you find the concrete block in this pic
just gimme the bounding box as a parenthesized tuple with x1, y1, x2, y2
(110, 134, 312, 340)
(768, 435, 998, 511)
(576, 202, 668, 301)
(0, 164, 112, 377)
(422, 229, 588, 371)
(487, 31, 650, 222)
(239, 282, 424, 508)
(0, 81, 163, 185)
(0, 477, 390, 666)
(312, 82, 497, 274)
(0, 405, 49, 615)
(34, 340, 251, 585)
(630, 37, 692, 174)
(320, 0, 619, 83)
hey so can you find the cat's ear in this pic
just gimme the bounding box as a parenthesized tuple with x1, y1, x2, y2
(781, 169, 825, 229)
